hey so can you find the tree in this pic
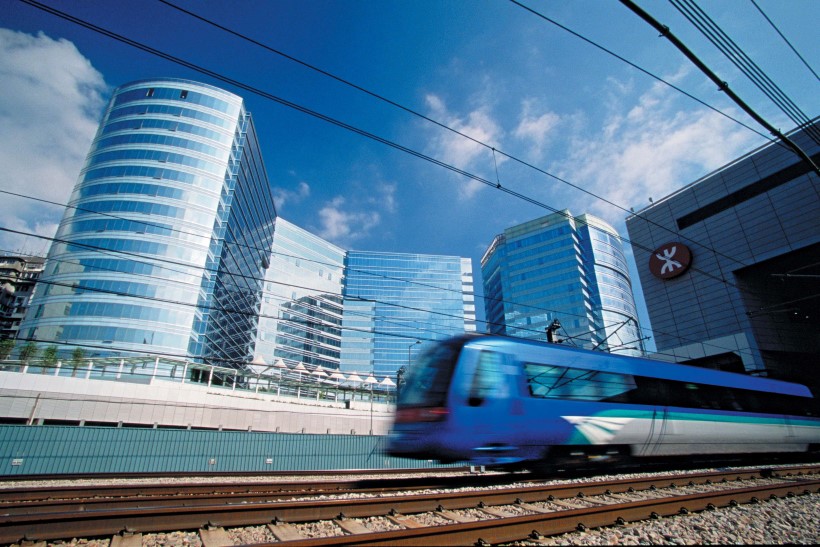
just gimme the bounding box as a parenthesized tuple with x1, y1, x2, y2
(0, 339, 14, 360)
(19, 342, 39, 363)
(71, 347, 87, 366)
(43, 345, 59, 366)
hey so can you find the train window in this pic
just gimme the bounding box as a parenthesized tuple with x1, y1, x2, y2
(398, 342, 460, 408)
(468, 351, 505, 405)
(524, 362, 637, 402)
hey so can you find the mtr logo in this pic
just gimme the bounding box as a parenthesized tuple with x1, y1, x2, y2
(649, 242, 692, 280)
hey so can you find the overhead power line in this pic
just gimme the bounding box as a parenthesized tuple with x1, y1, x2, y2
(750, 0, 820, 83)
(669, 0, 820, 145)
(619, 0, 820, 176)
(17, 0, 793, 290)
(11, 0, 813, 362)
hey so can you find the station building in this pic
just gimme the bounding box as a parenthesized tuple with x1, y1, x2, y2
(625, 120, 819, 390)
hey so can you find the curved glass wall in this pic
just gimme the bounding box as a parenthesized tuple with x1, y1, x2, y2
(481, 211, 644, 355)
(20, 79, 276, 367)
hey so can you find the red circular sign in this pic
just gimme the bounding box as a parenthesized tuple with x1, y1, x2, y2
(649, 242, 692, 280)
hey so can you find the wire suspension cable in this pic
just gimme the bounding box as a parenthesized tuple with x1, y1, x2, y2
(669, 0, 820, 145)
(750, 0, 820, 83)
(619, 0, 820, 176)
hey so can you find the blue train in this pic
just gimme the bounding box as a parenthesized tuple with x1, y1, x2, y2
(387, 334, 820, 471)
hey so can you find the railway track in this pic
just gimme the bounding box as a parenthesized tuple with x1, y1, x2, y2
(1, 464, 818, 545)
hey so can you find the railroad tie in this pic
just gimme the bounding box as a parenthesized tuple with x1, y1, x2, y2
(199, 527, 233, 547)
(267, 523, 306, 541)
(110, 533, 142, 547)
(334, 518, 371, 535)
(517, 501, 550, 513)
(435, 509, 475, 523)
(478, 506, 515, 518)
(384, 512, 426, 529)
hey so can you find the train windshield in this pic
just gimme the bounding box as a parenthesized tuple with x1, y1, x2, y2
(398, 338, 464, 408)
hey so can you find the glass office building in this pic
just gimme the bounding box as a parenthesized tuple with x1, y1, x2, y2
(255, 218, 345, 371)
(19, 79, 277, 368)
(481, 211, 644, 355)
(341, 252, 476, 378)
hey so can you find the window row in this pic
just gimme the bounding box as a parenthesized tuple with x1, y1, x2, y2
(66, 238, 208, 266)
(108, 102, 235, 130)
(96, 133, 223, 159)
(82, 165, 223, 192)
(88, 149, 225, 176)
(60, 324, 189, 349)
(73, 200, 216, 229)
(102, 117, 233, 145)
(523, 361, 817, 416)
(64, 218, 174, 238)
(113, 86, 238, 117)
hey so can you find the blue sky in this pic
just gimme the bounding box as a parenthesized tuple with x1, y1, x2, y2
(1, 0, 818, 347)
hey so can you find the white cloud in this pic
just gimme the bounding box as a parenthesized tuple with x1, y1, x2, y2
(423, 93, 503, 199)
(313, 180, 397, 247)
(514, 98, 560, 161)
(316, 196, 381, 246)
(0, 28, 107, 255)
(273, 181, 310, 210)
(554, 75, 757, 227)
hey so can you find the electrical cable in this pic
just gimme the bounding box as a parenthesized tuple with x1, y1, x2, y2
(10, 0, 795, 306)
(8, 0, 814, 364)
(618, 0, 820, 175)
(669, 0, 820, 145)
(750, 0, 819, 84)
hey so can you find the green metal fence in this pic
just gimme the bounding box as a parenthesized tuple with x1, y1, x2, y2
(0, 425, 447, 475)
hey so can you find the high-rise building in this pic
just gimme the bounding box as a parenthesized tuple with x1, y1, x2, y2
(255, 218, 345, 372)
(481, 211, 644, 356)
(341, 251, 476, 378)
(626, 119, 818, 386)
(0, 255, 46, 340)
(19, 79, 277, 368)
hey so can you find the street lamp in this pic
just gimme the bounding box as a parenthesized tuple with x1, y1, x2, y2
(398, 341, 420, 398)
(407, 340, 420, 368)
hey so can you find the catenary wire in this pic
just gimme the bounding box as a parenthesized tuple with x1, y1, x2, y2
(1, 221, 767, 366)
(155, 0, 780, 274)
(669, 0, 820, 145)
(750, 0, 820, 83)
(13, 0, 799, 311)
(12, 0, 812, 362)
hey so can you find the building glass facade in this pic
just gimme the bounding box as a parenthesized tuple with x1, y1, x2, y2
(481, 211, 644, 355)
(625, 119, 818, 386)
(255, 218, 345, 371)
(341, 252, 476, 378)
(0, 256, 45, 340)
(19, 79, 276, 368)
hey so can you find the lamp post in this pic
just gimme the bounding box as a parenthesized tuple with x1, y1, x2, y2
(407, 340, 420, 368)
(396, 341, 420, 399)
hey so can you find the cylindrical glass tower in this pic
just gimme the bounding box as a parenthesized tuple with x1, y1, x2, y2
(19, 79, 276, 367)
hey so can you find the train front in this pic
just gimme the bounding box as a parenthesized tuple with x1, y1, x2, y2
(386, 337, 468, 463)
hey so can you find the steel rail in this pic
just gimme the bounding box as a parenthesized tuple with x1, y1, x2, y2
(0, 466, 817, 544)
(268, 480, 820, 546)
(0, 472, 522, 505)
